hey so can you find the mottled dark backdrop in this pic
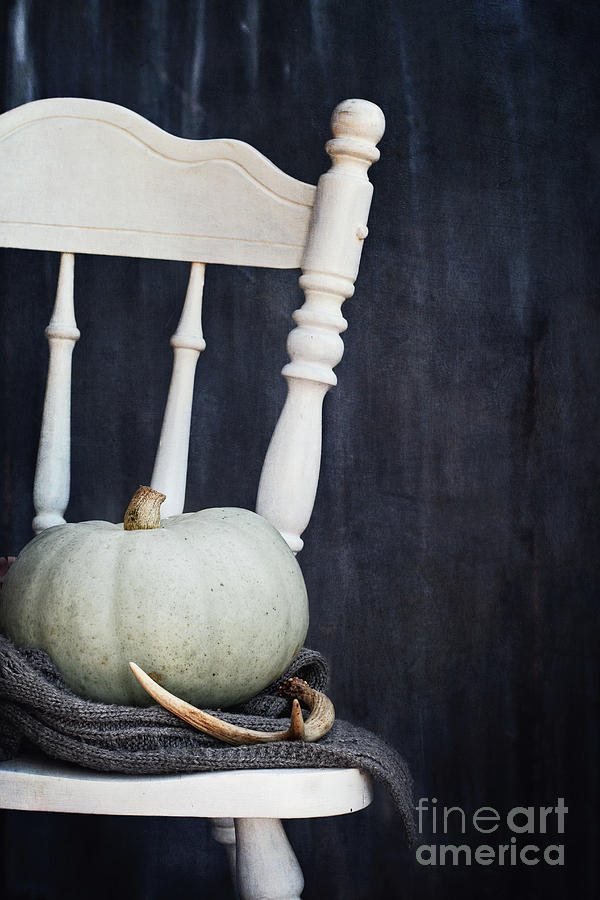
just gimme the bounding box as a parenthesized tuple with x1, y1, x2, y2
(1, 1, 598, 898)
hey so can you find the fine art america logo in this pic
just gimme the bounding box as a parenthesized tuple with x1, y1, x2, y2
(415, 797, 567, 866)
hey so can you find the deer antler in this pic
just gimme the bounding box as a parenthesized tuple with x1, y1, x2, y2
(129, 662, 335, 746)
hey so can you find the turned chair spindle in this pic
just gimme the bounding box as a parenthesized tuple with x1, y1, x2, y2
(150, 260, 206, 517)
(32, 251, 79, 534)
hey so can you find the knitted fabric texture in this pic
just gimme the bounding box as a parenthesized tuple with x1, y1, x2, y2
(0, 633, 416, 843)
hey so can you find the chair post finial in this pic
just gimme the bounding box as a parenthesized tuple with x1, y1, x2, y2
(328, 98, 386, 166)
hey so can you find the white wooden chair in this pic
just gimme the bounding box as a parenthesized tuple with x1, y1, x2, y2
(0, 96, 385, 899)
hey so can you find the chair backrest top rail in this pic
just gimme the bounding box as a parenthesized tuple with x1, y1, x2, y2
(0, 98, 316, 268)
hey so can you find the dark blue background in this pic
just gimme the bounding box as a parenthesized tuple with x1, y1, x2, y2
(1, 1, 598, 897)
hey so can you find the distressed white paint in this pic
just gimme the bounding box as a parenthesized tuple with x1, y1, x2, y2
(236, 818, 304, 900)
(211, 816, 237, 883)
(151, 261, 206, 516)
(256, 99, 386, 552)
(0, 757, 373, 818)
(0, 98, 315, 268)
(32, 252, 79, 533)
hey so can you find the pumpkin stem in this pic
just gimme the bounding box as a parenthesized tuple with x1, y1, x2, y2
(123, 486, 166, 531)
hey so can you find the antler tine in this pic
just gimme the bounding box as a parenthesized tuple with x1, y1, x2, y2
(289, 698, 306, 740)
(277, 677, 335, 742)
(129, 662, 320, 746)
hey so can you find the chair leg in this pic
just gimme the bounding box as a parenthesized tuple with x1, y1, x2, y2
(234, 817, 304, 900)
(211, 816, 237, 887)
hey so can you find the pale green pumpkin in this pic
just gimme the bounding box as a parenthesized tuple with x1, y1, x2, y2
(0, 487, 309, 707)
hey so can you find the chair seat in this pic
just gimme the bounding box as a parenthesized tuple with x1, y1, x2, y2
(0, 754, 373, 819)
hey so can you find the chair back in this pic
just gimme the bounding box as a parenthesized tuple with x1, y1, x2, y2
(0, 97, 384, 552)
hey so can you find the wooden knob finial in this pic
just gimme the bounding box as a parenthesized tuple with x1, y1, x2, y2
(330, 99, 386, 146)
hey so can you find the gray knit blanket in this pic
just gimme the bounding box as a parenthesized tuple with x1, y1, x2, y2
(0, 633, 415, 843)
